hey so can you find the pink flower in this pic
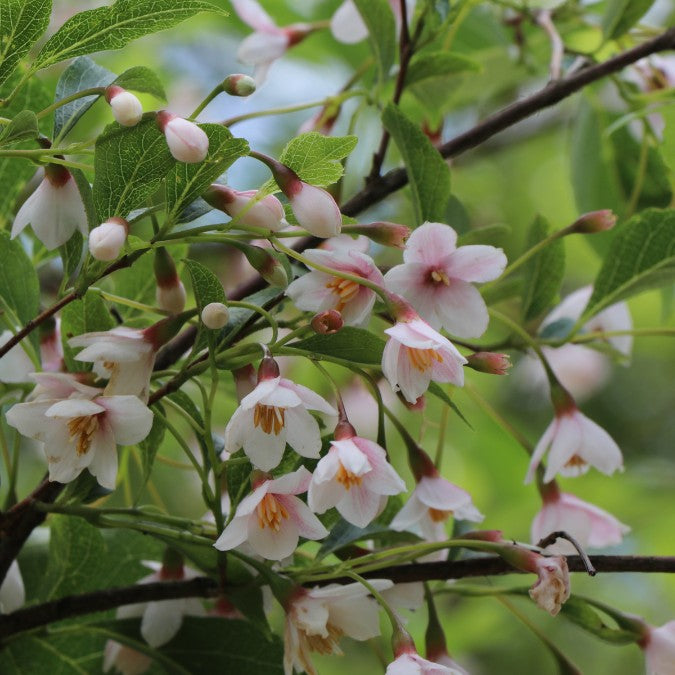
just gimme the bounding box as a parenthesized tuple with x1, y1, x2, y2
(203, 185, 285, 230)
(525, 405, 624, 484)
(284, 580, 392, 675)
(6, 392, 153, 489)
(382, 318, 467, 403)
(286, 248, 384, 326)
(308, 427, 406, 528)
(224, 361, 336, 471)
(386, 650, 462, 674)
(528, 555, 570, 616)
(11, 165, 88, 250)
(390, 474, 483, 561)
(214, 467, 328, 560)
(642, 620, 675, 675)
(157, 111, 209, 163)
(384, 222, 506, 338)
(531, 488, 630, 554)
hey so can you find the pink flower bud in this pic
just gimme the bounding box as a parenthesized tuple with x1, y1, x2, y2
(105, 85, 142, 127)
(222, 73, 256, 97)
(201, 302, 230, 329)
(466, 351, 512, 375)
(352, 221, 411, 249)
(88, 217, 128, 261)
(156, 281, 187, 315)
(311, 309, 343, 335)
(203, 185, 285, 230)
(287, 181, 342, 238)
(569, 210, 617, 234)
(157, 111, 209, 163)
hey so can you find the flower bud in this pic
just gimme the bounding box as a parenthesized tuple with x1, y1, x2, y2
(105, 85, 143, 127)
(154, 248, 186, 314)
(466, 351, 511, 375)
(201, 302, 230, 329)
(157, 111, 209, 163)
(347, 221, 411, 249)
(311, 309, 343, 335)
(238, 242, 289, 288)
(88, 217, 128, 261)
(222, 74, 256, 97)
(203, 184, 285, 230)
(569, 210, 617, 234)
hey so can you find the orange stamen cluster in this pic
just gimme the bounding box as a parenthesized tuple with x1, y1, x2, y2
(326, 277, 360, 312)
(406, 347, 443, 372)
(303, 623, 344, 655)
(254, 404, 285, 435)
(335, 463, 363, 490)
(428, 507, 452, 523)
(430, 269, 450, 285)
(67, 415, 100, 456)
(256, 493, 289, 531)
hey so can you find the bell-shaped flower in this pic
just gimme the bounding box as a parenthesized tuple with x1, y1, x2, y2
(6, 393, 153, 489)
(224, 359, 336, 471)
(157, 111, 209, 163)
(642, 620, 675, 675)
(386, 650, 464, 675)
(390, 473, 483, 561)
(203, 184, 285, 230)
(525, 403, 623, 484)
(384, 222, 506, 338)
(286, 247, 384, 326)
(214, 466, 328, 560)
(284, 580, 393, 675)
(0, 561, 25, 614)
(531, 486, 630, 554)
(0, 330, 34, 384)
(382, 316, 467, 404)
(11, 165, 88, 250)
(308, 423, 406, 528)
(68, 327, 157, 401)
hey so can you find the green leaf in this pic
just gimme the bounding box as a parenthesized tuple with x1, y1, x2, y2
(0, 0, 51, 87)
(0, 110, 39, 146)
(140, 407, 166, 483)
(458, 224, 511, 247)
(602, 0, 655, 40)
(184, 258, 226, 310)
(165, 124, 248, 221)
(114, 65, 167, 100)
(290, 327, 386, 365)
(406, 51, 480, 86)
(427, 382, 472, 428)
(0, 230, 40, 326)
(353, 0, 396, 83)
(35, 0, 227, 69)
(520, 215, 565, 321)
(52, 56, 115, 141)
(582, 208, 675, 320)
(71, 167, 97, 232)
(59, 231, 85, 282)
(60, 290, 115, 371)
(278, 132, 357, 188)
(220, 286, 282, 348)
(559, 596, 639, 644)
(93, 117, 175, 221)
(382, 102, 451, 225)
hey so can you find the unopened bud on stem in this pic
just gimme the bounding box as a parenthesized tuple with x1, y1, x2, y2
(311, 309, 343, 335)
(222, 74, 257, 97)
(568, 210, 616, 234)
(154, 248, 186, 314)
(201, 302, 230, 329)
(157, 111, 209, 163)
(88, 217, 128, 261)
(466, 351, 511, 375)
(105, 85, 143, 126)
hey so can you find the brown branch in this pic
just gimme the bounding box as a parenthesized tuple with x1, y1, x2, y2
(1, 555, 674, 642)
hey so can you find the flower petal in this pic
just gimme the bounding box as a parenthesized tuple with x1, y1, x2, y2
(403, 222, 457, 265)
(445, 245, 507, 282)
(98, 396, 153, 445)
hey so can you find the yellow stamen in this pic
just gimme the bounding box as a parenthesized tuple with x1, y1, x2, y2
(256, 493, 289, 531)
(406, 346, 443, 372)
(325, 277, 360, 312)
(428, 507, 452, 523)
(335, 463, 363, 490)
(430, 269, 450, 285)
(67, 415, 100, 456)
(253, 404, 285, 435)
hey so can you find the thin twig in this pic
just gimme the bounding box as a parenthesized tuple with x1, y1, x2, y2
(536, 531, 596, 576)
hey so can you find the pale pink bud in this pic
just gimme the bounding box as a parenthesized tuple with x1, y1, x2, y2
(569, 210, 617, 234)
(311, 309, 343, 334)
(356, 221, 411, 249)
(157, 111, 209, 163)
(287, 181, 342, 238)
(466, 351, 512, 375)
(106, 85, 143, 127)
(88, 217, 128, 261)
(156, 281, 187, 315)
(642, 620, 675, 675)
(201, 302, 230, 329)
(203, 185, 285, 230)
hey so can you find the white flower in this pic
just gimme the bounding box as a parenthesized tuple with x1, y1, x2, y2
(6, 393, 153, 489)
(308, 432, 406, 528)
(0, 561, 25, 614)
(0, 330, 34, 384)
(284, 580, 393, 675)
(643, 620, 675, 675)
(214, 467, 328, 561)
(224, 374, 336, 471)
(88, 218, 128, 261)
(11, 166, 87, 250)
(382, 318, 467, 404)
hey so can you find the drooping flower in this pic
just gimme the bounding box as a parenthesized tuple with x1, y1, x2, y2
(286, 247, 384, 326)
(88, 217, 129, 261)
(284, 580, 393, 675)
(382, 315, 467, 404)
(531, 484, 630, 554)
(0, 561, 25, 614)
(156, 111, 209, 163)
(203, 184, 285, 230)
(6, 392, 153, 489)
(214, 466, 328, 560)
(525, 399, 624, 484)
(105, 85, 143, 127)
(308, 421, 406, 528)
(11, 165, 88, 250)
(0, 330, 34, 384)
(384, 222, 506, 338)
(642, 620, 675, 675)
(386, 650, 463, 675)
(224, 357, 336, 471)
